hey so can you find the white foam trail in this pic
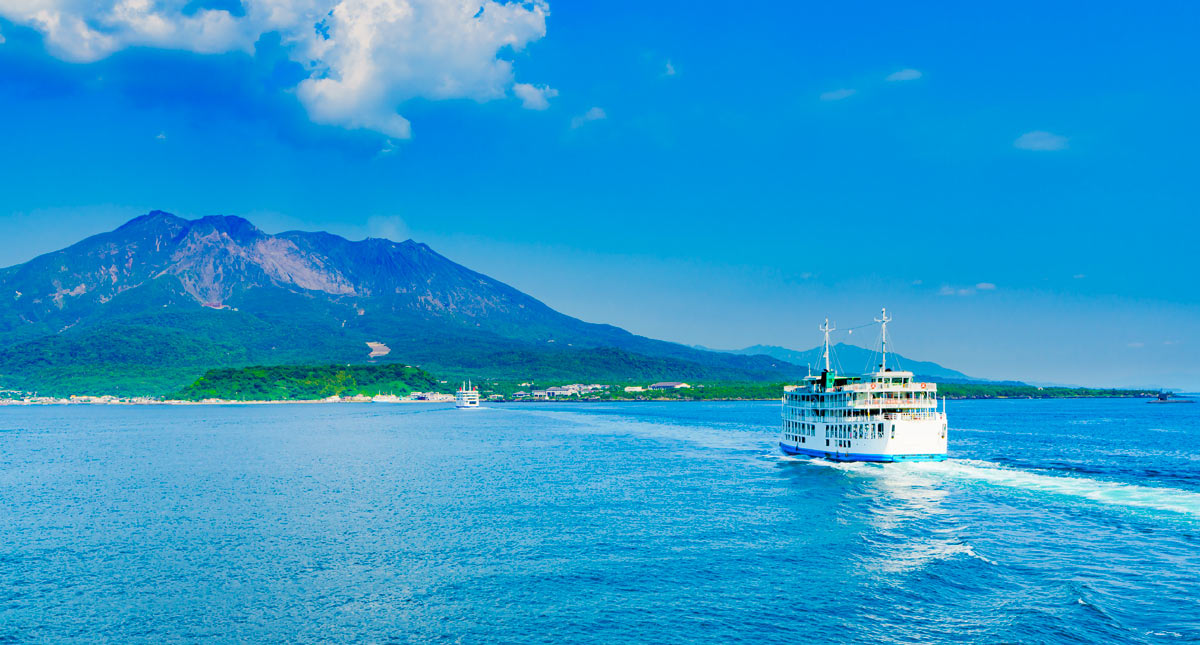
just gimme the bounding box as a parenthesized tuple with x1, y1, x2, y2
(503, 407, 1200, 518)
(882, 459, 1200, 518)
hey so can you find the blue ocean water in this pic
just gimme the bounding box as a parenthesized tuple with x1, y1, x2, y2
(0, 399, 1197, 643)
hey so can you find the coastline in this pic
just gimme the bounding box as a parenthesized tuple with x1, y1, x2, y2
(0, 394, 1160, 406)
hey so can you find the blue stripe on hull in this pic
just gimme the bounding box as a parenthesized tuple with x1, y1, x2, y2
(779, 443, 946, 463)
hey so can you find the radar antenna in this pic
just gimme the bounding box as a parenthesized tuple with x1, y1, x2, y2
(874, 307, 891, 372)
(819, 318, 836, 372)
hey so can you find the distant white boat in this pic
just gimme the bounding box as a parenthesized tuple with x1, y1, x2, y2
(455, 381, 480, 409)
(780, 308, 948, 462)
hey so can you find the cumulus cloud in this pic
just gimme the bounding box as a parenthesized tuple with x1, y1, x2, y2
(663, 60, 675, 76)
(1015, 130, 1068, 151)
(0, 0, 551, 138)
(886, 68, 921, 81)
(513, 82, 557, 110)
(975, 282, 996, 290)
(820, 88, 856, 101)
(155, 131, 166, 141)
(570, 106, 606, 128)
(0, 0, 259, 62)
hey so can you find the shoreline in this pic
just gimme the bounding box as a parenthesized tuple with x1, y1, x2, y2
(0, 394, 1161, 406)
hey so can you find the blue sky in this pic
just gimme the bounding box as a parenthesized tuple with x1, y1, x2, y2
(0, 0, 1197, 388)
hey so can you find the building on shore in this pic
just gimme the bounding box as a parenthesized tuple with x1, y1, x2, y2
(650, 382, 692, 390)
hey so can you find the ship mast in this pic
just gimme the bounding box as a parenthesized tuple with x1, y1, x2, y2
(819, 318, 835, 372)
(874, 307, 891, 372)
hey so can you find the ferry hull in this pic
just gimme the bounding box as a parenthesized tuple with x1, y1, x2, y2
(779, 442, 947, 463)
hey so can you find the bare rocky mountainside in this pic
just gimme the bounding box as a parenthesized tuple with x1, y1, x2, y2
(0, 212, 800, 395)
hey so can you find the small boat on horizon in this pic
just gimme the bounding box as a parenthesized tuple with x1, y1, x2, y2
(1149, 391, 1193, 404)
(780, 308, 948, 462)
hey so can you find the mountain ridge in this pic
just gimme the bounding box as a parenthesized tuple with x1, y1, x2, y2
(722, 343, 975, 381)
(0, 212, 803, 394)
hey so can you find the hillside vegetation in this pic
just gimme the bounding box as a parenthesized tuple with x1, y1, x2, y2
(172, 364, 446, 401)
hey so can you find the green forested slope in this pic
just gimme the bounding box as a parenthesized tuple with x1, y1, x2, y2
(172, 364, 446, 401)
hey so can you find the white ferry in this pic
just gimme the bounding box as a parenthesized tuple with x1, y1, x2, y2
(455, 381, 480, 409)
(780, 309, 947, 462)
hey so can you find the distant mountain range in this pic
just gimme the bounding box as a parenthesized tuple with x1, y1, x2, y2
(0, 212, 803, 394)
(0, 212, 1000, 395)
(719, 343, 975, 381)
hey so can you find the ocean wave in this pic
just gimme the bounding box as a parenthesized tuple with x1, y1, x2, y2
(863, 538, 992, 573)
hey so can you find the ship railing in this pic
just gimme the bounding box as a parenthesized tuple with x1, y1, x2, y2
(793, 412, 945, 422)
(849, 399, 938, 408)
(842, 383, 938, 393)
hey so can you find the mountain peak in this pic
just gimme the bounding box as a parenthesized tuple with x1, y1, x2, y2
(189, 215, 262, 240)
(117, 210, 187, 231)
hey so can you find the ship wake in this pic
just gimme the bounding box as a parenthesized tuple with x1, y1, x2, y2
(818, 458, 1200, 518)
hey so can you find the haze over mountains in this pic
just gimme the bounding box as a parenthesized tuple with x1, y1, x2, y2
(0, 212, 808, 394)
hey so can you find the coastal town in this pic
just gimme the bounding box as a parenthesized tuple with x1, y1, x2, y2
(0, 380, 1157, 405)
(0, 382, 698, 405)
(513, 381, 693, 400)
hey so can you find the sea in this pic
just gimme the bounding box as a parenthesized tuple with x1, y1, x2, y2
(0, 398, 1197, 643)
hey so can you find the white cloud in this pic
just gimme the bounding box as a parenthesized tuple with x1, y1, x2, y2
(820, 88, 856, 101)
(1073, 273, 1086, 279)
(1015, 130, 1068, 151)
(570, 106, 606, 129)
(1127, 342, 1145, 349)
(939, 285, 977, 296)
(911, 279, 923, 286)
(886, 68, 921, 82)
(663, 60, 675, 76)
(155, 131, 166, 141)
(0, 0, 551, 138)
(0, 26, 6, 44)
(513, 82, 557, 110)
(0, 1, 258, 62)
(975, 282, 996, 290)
